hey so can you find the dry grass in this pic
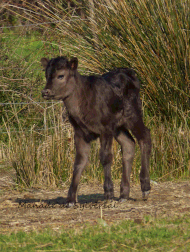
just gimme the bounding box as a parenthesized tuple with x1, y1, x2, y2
(1, 107, 189, 188)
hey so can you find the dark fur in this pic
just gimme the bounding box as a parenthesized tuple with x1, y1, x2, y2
(41, 56, 151, 203)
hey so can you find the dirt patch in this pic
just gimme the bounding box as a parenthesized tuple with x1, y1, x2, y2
(0, 177, 190, 233)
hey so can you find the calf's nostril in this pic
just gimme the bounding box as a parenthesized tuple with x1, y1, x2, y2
(42, 89, 50, 96)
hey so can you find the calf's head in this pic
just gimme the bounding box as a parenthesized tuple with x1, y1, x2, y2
(41, 56, 78, 101)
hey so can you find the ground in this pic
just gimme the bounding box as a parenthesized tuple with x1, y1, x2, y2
(0, 169, 190, 234)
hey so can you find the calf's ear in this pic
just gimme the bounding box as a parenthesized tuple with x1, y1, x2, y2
(69, 57, 78, 70)
(41, 58, 49, 70)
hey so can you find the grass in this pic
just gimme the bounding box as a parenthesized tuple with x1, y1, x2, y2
(0, 0, 189, 187)
(0, 30, 60, 134)
(0, 215, 190, 251)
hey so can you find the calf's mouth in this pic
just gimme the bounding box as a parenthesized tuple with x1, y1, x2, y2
(41, 89, 55, 100)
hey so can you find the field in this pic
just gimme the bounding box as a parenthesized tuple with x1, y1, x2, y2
(0, 0, 190, 250)
(0, 174, 190, 250)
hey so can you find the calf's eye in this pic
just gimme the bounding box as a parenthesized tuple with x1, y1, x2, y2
(58, 75, 64, 80)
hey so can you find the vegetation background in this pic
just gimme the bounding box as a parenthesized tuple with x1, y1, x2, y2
(0, 1, 190, 250)
(0, 0, 189, 188)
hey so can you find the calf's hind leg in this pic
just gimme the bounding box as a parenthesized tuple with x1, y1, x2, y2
(67, 133, 90, 204)
(115, 129, 135, 200)
(131, 121, 151, 200)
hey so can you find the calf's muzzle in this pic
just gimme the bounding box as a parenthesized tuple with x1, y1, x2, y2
(41, 89, 53, 98)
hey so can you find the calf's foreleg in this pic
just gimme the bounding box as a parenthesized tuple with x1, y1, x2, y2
(99, 134, 114, 199)
(67, 134, 90, 204)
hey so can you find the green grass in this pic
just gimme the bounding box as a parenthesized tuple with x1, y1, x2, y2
(0, 215, 190, 251)
(0, 31, 61, 141)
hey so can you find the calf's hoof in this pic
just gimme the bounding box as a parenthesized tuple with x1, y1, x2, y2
(119, 197, 129, 203)
(66, 195, 76, 207)
(104, 190, 114, 200)
(120, 186, 130, 201)
(66, 202, 75, 208)
(142, 190, 150, 201)
(104, 180, 114, 200)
